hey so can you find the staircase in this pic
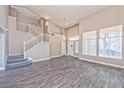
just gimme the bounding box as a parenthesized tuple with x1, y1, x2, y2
(6, 6, 50, 69)
(6, 34, 51, 69)
(6, 55, 32, 69)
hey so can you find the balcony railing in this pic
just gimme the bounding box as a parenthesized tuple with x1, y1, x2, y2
(17, 22, 42, 36)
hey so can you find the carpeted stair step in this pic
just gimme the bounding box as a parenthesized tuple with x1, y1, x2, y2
(6, 55, 32, 69)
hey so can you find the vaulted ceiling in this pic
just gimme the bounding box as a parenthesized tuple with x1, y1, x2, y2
(19, 5, 110, 27)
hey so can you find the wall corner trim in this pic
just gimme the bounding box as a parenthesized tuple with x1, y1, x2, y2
(79, 57, 124, 69)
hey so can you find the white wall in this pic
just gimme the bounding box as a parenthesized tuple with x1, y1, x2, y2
(0, 5, 9, 70)
(48, 20, 62, 34)
(8, 16, 16, 32)
(9, 31, 34, 56)
(0, 32, 5, 70)
(79, 6, 124, 67)
(26, 42, 50, 62)
(48, 20, 63, 57)
(0, 6, 8, 32)
(50, 35, 62, 57)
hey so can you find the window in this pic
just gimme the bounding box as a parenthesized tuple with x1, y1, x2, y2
(83, 31, 97, 56)
(74, 40, 79, 54)
(99, 25, 122, 59)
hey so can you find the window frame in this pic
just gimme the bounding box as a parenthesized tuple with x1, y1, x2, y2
(82, 30, 97, 56)
(98, 25, 123, 59)
(82, 25, 123, 60)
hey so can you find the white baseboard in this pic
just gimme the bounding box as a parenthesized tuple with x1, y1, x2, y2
(79, 57, 124, 69)
(50, 55, 63, 59)
(66, 55, 79, 58)
(33, 58, 50, 62)
(0, 67, 5, 71)
(32, 55, 64, 62)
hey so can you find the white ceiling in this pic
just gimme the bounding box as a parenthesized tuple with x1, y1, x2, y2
(21, 5, 110, 27)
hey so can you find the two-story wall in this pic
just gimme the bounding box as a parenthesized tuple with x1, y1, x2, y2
(48, 20, 63, 57)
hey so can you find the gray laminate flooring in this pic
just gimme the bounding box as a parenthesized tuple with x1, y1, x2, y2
(0, 56, 124, 88)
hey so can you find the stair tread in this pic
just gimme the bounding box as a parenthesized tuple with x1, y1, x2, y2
(6, 59, 31, 65)
(8, 55, 24, 59)
(6, 56, 33, 69)
(6, 61, 32, 69)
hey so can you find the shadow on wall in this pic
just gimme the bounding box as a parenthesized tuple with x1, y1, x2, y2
(0, 27, 4, 33)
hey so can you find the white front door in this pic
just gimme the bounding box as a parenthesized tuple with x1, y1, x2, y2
(68, 41, 74, 56)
